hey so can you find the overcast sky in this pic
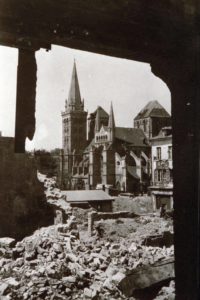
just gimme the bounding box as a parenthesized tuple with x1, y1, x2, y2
(0, 45, 171, 151)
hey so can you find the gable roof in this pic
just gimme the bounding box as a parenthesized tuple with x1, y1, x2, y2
(134, 100, 170, 120)
(115, 127, 149, 147)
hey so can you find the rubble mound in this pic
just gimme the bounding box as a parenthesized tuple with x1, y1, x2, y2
(0, 214, 174, 300)
(0, 174, 175, 299)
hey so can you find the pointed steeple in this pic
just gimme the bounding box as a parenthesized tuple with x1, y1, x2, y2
(95, 106, 101, 132)
(108, 102, 115, 129)
(66, 60, 82, 111)
(108, 102, 115, 142)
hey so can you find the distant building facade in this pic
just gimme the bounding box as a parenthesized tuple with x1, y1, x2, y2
(59, 62, 173, 196)
(60, 62, 151, 193)
(149, 127, 173, 210)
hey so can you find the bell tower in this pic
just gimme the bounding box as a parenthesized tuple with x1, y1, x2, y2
(61, 61, 87, 178)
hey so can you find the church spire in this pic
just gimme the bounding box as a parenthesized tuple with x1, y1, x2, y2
(108, 102, 115, 129)
(66, 60, 82, 111)
(108, 102, 115, 142)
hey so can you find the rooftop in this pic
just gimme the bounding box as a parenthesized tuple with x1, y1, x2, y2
(63, 190, 114, 202)
(115, 127, 149, 147)
(134, 100, 170, 120)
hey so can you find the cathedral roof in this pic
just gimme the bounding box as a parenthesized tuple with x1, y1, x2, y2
(134, 100, 170, 120)
(67, 60, 82, 106)
(115, 127, 149, 147)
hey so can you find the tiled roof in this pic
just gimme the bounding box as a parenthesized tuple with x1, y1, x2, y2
(134, 100, 170, 120)
(63, 190, 114, 202)
(115, 127, 148, 147)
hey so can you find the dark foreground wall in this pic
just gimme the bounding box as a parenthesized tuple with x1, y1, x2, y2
(0, 136, 54, 240)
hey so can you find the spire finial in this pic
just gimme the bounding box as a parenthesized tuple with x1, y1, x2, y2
(67, 61, 82, 110)
(108, 102, 115, 129)
(108, 102, 115, 142)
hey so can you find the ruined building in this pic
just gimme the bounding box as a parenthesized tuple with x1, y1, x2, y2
(0, 133, 54, 239)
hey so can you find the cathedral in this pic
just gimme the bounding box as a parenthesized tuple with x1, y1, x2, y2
(60, 62, 169, 193)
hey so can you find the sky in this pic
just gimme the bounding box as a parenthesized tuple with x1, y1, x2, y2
(0, 45, 171, 151)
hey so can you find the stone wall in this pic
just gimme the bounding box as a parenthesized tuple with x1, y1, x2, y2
(88, 211, 138, 236)
(0, 136, 54, 240)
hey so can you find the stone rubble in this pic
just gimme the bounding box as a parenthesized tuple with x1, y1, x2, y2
(0, 215, 174, 300)
(0, 173, 175, 299)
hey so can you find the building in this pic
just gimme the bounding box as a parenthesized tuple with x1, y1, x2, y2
(63, 190, 114, 211)
(149, 127, 173, 211)
(134, 100, 171, 140)
(60, 62, 151, 193)
(61, 61, 88, 188)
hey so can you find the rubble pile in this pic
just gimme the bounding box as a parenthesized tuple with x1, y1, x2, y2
(0, 215, 174, 300)
(0, 174, 175, 299)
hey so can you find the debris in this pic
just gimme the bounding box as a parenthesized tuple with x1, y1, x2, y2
(118, 258, 174, 297)
(0, 174, 175, 299)
(0, 238, 15, 249)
